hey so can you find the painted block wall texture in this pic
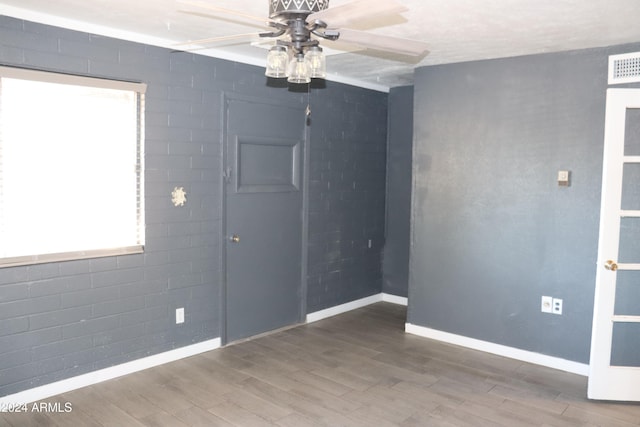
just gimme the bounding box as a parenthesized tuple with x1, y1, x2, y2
(410, 43, 640, 364)
(0, 16, 386, 396)
(383, 85, 414, 298)
(0, 17, 227, 397)
(306, 85, 388, 312)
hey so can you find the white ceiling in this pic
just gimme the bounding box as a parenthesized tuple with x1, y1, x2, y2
(2, 0, 640, 91)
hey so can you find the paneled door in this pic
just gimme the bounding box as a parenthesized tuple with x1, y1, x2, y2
(588, 88, 640, 401)
(223, 94, 305, 344)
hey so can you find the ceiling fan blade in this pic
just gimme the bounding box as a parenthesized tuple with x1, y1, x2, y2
(334, 28, 429, 57)
(177, 0, 272, 26)
(173, 32, 262, 49)
(308, 0, 408, 29)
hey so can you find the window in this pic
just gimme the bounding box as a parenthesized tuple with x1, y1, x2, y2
(0, 66, 146, 267)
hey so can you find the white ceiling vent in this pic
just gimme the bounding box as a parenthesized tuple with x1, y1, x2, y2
(609, 52, 640, 85)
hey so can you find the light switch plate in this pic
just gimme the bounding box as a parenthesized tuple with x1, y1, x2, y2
(558, 170, 570, 186)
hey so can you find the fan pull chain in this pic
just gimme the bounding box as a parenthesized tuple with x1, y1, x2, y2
(306, 83, 311, 118)
(304, 83, 312, 128)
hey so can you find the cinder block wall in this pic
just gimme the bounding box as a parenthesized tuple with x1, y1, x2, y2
(306, 87, 388, 312)
(0, 16, 387, 396)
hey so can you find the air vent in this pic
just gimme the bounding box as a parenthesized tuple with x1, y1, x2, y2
(609, 52, 640, 85)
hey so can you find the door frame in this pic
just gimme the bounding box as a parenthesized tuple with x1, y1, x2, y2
(219, 91, 309, 345)
(588, 88, 640, 400)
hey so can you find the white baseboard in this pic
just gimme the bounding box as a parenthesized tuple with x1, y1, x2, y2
(306, 293, 409, 323)
(382, 293, 408, 306)
(306, 294, 382, 323)
(405, 324, 589, 377)
(0, 338, 221, 405)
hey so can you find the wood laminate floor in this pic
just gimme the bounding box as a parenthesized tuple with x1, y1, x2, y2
(2, 302, 640, 426)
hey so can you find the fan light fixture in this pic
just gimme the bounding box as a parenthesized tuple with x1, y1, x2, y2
(265, 45, 289, 78)
(306, 46, 326, 79)
(177, 0, 430, 86)
(265, 45, 327, 83)
(287, 53, 311, 84)
(262, 0, 335, 84)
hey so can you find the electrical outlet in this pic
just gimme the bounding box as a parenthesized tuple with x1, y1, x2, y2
(176, 307, 185, 324)
(541, 296, 553, 313)
(552, 298, 563, 315)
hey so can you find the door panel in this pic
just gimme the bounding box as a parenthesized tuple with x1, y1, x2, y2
(614, 271, 640, 316)
(625, 108, 640, 155)
(224, 95, 305, 344)
(589, 89, 640, 401)
(621, 163, 640, 208)
(236, 136, 300, 193)
(611, 323, 640, 367)
(618, 217, 640, 263)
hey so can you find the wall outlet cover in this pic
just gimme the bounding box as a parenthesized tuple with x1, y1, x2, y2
(176, 307, 185, 324)
(552, 298, 563, 315)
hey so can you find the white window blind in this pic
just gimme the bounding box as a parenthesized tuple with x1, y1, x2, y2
(0, 66, 146, 267)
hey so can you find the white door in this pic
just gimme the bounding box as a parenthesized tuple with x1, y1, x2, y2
(588, 88, 640, 401)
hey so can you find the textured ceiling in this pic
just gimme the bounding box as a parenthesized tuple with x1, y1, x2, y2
(2, 0, 640, 91)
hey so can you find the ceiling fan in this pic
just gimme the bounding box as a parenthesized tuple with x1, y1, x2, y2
(176, 0, 429, 84)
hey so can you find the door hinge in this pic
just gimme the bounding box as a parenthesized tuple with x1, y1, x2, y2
(223, 167, 232, 183)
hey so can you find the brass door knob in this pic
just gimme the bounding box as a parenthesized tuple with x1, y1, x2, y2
(230, 234, 240, 243)
(604, 260, 618, 271)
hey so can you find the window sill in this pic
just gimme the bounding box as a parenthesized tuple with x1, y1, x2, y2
(0, 246, 144, 268)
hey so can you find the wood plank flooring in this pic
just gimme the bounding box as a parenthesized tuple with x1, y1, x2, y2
(3, 302, 640, 426)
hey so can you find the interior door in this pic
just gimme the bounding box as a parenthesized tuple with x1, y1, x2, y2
(588, 88, 640, 401)
(223, 94, 305, 344)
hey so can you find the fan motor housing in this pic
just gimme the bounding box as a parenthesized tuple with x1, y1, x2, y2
(269, 0, 329, 19)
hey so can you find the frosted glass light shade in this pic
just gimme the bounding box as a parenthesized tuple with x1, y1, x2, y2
(287, 54, 311, 84)
(265, 45, 289, 78)
(305, 46, 326, 79)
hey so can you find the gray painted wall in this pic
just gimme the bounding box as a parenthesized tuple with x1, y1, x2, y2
(306, 84, 388, 312)
(409, 43, 640, 364)
(383, 85, 414, 298)
(0, 16, 386, 396)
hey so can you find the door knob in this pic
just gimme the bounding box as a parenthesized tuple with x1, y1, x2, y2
(230, 234, 240, 243)
(604, 260, 618, 271)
